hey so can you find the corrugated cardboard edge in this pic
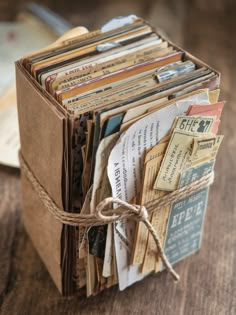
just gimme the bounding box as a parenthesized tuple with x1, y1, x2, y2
(21, 172, 63, 292)
(16, 61, 66, 293)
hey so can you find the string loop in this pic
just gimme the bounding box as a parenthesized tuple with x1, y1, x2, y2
(19, 151, 214, 282)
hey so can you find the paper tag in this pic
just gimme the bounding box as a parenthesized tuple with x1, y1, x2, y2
(96, 42, 121, 52)
(154, 116, 216, 191)
(156, 61, 195, 83)
(101, 15, 138, 33)
(162, 160, 214, 267)
(189, 135, 223, 166)
(174, 115, 216, 134)
(163, 188, 209, 266)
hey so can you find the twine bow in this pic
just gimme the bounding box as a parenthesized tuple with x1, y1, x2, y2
(19, 152, 214, 282)
(96, 197, 179, 281)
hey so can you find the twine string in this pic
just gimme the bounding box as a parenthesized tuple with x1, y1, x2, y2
(19, 152, 214, 282)
(96, 197, 179, 281)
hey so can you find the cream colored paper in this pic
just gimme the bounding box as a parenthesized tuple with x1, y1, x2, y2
(132, 142, 168, 265)
(154, 116, 216, 191)
(0, 104, 20, 168)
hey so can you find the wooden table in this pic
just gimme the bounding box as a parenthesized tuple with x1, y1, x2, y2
(0, 1, 235, 314)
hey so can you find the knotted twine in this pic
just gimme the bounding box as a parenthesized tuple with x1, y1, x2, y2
(19, 152, 214, 282)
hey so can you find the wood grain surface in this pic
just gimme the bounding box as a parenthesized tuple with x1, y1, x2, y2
(0, 1, 236, 314)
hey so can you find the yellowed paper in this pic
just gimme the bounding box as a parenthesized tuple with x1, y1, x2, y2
(90, 133, 119, 212)
(122, 97, 168, 124)
(145, 141, 168, 162)
(86, 253, 97, 297)
(189, 135, 223, 166)
(131, 142, 167, 265)
(154, 116, 216, 191)
(142, 203, 170, 273)
(0, 104, 20, 168)
(209, 89, 220, 104)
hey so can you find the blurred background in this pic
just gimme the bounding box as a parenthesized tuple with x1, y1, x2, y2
(0, 0, 235, 168)
(1, 0, 236, 43)
(0, 1, 235, 314)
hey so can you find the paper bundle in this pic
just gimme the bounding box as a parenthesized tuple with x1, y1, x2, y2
(16, 16, 224, 296)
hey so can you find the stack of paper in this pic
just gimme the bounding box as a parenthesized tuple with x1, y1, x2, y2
(21, 15, 224, 296)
